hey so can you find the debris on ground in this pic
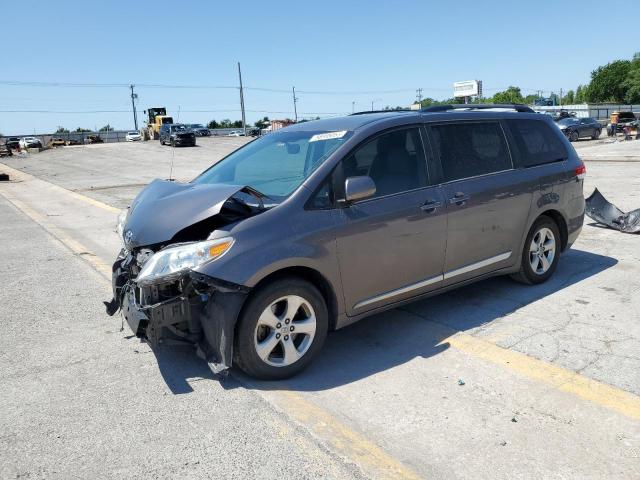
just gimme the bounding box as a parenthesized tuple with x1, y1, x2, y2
(458, 379, 465, 386)
(585, 188, 640, 233)
(0, 173, 9, 181)
(511, 417, 518, 423)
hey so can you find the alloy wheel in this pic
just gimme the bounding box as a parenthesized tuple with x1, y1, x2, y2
(253, 295, 317, 367)
(529, 227, 556, 275)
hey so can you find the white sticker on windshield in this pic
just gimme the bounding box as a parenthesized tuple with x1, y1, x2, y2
(309, 130, 347, 142)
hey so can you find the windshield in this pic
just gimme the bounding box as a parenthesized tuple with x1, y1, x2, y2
(194, 129, 352, 200)
(128, 132, 138, 135)
(192, 124, 204, 128)
(618, 113, 635, 120)
(558, 118, 579, 126)
(171, 125, 187, 132)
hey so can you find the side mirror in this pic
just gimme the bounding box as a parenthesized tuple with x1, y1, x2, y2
(344, 176, 376, 203)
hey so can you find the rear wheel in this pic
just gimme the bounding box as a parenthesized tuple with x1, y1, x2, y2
(592, 129, 601, 140)
(511, 216, 560, 285)
(235, 278, 328, 380)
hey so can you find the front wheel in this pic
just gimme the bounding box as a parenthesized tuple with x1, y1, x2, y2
(511, 216, 560, 285)
(235, 278, 328, 380)
(569, 130, 579, 142)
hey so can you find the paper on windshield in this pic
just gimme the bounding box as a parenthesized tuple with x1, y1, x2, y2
(309, 130, 347, 142)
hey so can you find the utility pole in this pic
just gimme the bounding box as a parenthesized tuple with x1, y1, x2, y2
(237, 62, 247, 136)
(352, 101, 355, 114)
(560, 88, 563, 107)
(130, 84, 138, 131)
(292, 86, 298, 123)
(416, 88, 423, 104)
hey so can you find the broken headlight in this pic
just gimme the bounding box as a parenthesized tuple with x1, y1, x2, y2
(136, 237, 234, 285)
(116, 208, 129, 241)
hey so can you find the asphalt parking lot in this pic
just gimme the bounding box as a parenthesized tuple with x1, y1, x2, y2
(1, 136, 639, 479)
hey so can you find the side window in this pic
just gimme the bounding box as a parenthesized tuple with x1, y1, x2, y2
(341, 128, 428, 199)
(430, 122, 512, 182)
(308, 178, 334, 209)
(506, 119, 568, 168)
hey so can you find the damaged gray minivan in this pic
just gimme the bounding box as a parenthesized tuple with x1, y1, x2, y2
(106, 104, 585, 379)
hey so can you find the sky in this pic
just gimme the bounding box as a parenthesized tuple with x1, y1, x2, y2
(1, 0, 637, 134)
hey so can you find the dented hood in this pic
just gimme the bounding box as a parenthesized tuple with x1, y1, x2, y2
(123, 179, 245, 248)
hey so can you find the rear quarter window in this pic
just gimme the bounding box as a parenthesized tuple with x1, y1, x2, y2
(506, 119, 568, 168)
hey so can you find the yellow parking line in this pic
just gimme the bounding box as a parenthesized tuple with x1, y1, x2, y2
(0, 191, 112, 279)
(0, 162, 119, 213)
(261, 389, 423, 480)
(438, 327, 640, 420)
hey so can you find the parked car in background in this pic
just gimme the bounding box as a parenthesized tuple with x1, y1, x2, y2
(557, 117, 601, 141)
(84, 134, 103, 144)
(108, 104, 585, 380)
(5, 137, 21, 149)
(187, 124, 210, 136)
(125, 131, 142, 142)
(48, 137, 66, 147)
(227, 130, 245, 137)
(19, 137, 43, 149)
(159, 124, 196, 147)
(607, 112, 637, 136)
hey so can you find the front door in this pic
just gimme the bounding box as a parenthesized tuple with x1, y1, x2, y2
(333, 127, 447, 315)
(428, 121, 534, 285)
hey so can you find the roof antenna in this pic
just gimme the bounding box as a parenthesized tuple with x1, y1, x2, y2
(168, 105, 180, 181)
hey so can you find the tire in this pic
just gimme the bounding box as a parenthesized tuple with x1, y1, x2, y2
(569, 130, 579, 142)
(511, 216, 561, 285)
(592, 129, 601, 140)
(235, 278, 328, 380)
(170, 139, 176, 148)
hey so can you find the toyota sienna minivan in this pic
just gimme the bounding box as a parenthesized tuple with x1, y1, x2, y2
(106, 104, 585, 379)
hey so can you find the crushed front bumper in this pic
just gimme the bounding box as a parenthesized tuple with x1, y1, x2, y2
(106, 250, 250, 372)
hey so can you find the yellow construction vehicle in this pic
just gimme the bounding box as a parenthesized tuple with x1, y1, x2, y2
(142, 107, 173, 140)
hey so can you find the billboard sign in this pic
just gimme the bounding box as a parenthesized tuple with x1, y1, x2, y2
(453, 80, 482, 98)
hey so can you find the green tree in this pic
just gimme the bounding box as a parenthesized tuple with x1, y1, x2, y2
(585, 60, 631, 102)
(490, 86, 525, 104)
(207, 119, 219, 129)
(524, 94, 538, 105)
(575, 85, 586, 103)
(254, 116, 270, 129)
(99, 124, 114, 132)
(232, 120, 243, 128)
(75, 127, 91, 132)
(219, 119, 233, 128)
(563, 90, 575, 105)
(623, 52, 640, 103)
(55, 126, 69, 133)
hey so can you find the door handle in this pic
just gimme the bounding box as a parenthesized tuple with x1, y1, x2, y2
(448, 192, 470, 205)
(420, 199, 442, 212)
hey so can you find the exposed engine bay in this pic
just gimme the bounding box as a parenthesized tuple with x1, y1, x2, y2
(104, 180, 271, 372)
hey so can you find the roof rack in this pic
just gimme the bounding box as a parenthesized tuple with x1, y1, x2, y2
(421, 103, 534, 113)
(350, 109, 412, 116)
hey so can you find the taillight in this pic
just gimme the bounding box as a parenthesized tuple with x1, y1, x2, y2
(575, 162, 586, 180)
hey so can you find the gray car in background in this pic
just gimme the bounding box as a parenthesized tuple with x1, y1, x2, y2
(107, 104, 585, 379)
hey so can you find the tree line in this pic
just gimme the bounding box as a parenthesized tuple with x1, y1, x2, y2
(417, 51, 640, 107)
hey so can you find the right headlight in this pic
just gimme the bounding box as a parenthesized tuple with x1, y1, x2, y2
(116, 208, 129, 240)
(136, 237, 234, 285)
